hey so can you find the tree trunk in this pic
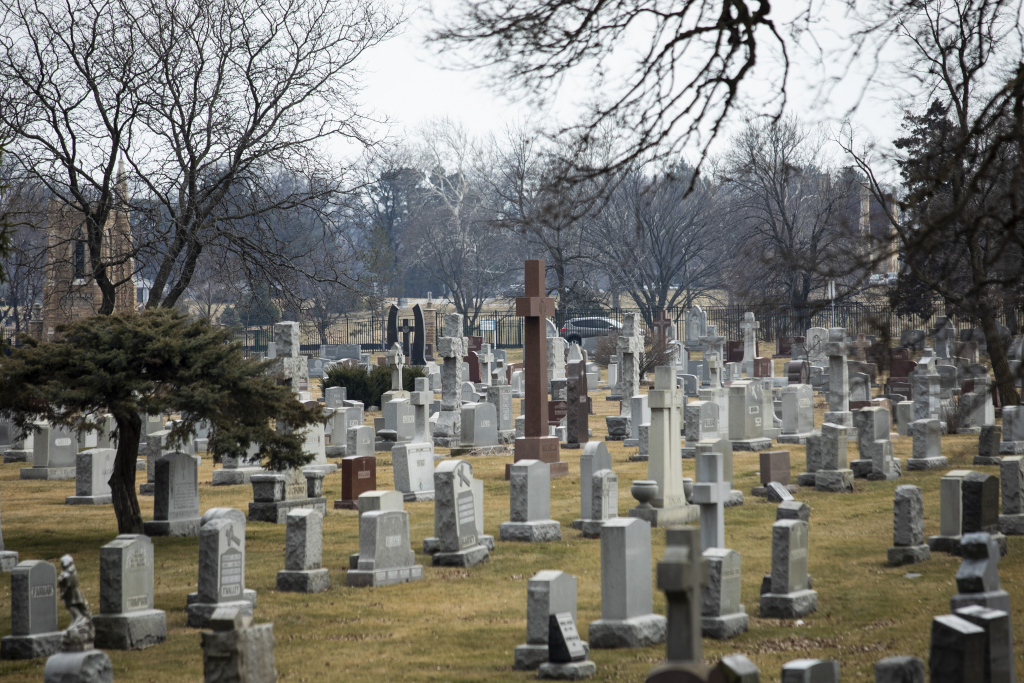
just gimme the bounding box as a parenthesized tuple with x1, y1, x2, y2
(110, 412, 145, 533)
(978, 306, 1021, 407)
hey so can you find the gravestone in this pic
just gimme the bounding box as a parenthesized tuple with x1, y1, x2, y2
(452, 402, 502, 455)
(411, 304, 427, 365)
(485, 384, 515, 443)
(513, 570, 581, 670)
(928, 614, 986, 682)
(693, 451, 729, 552)
(200, 607, 277, 683)
(778, 384, 815, 444)
(433, 314, 468, 447)
(888, 486, 930, 566)
(786, 360, 810, 386)
(500, 460, 561, 542)
(93, 535, 166, 650)
(907, 419, 947, 470)
(186, 517, 253, 628)
(581, 469, 619, 539)
(0, 488, 17, 571)
(999, 405, 1024, 454)
(625, 395, 650, 447)
(740, 313, 760, 377)
(276, 509, 329, 593)
(649, 527, 708, 675)
(334, 456, 376, 510)
(928, 469, 972, 552)
(267, 321, 308, 392)
(682, 401, 718, 457)
(565, 360, 589, 449)
(759, 519, 817, 618)
(760, 451, 791, 486)
(805, 327, 828, 365)
(850, 371, 871, 402)
(998, 457, 1024, 535)
(852, 406, 899, 481)
(393, 378, 436, 502)
(347, 425, 374, 459)
(514, 261, 565, 477)
(249, 467, 327, 523)
(144, 452, 201, 537)
(572, 442, 613, 530)
(895, 401, 914, 437)
(347, 506, 423, 587)
(813, 423, 854, 493)
(728, 380, 771, 451)
(953, 605, 1013, 683)
(20, 423, 77, 480)
(824, 328, 853, 429)
(781, 660, 840, 682)
(540, 613, 596, 679)
(547, 336, 566, 384)
(65, 448, 116, 505)
(609, 314, 644, 444)
(684, 305, 706, 349)
(702, 542, 747, 641)
(432, 460, 489, 567)
(629, 367, 698, 527)
(0, 560, 62, 660)
(588, 518, 667, 648)
(212, 442, 264, 486)
(911, 357, 943, 424)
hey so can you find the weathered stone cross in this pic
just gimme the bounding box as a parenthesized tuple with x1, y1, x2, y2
(387, 342, 405, 392)
(850, 333, 872, 362)
(657, 527, 709, 666)
(652, 309, 674, 345)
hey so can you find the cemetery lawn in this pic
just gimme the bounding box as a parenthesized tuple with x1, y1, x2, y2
(1, 350, 1021, 682)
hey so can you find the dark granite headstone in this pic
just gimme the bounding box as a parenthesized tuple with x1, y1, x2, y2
(962, 472, 999, 533)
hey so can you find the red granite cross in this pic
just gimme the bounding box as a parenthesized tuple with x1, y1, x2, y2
(652, 309, 673, 345)
(513, 260, 566, 477)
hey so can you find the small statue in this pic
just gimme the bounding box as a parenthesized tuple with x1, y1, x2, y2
(58, 554, 95, 651)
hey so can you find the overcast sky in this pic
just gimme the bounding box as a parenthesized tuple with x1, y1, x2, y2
(354, 0, 915, 178)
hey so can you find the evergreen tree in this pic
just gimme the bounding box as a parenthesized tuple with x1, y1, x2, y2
(0, 309, 324, 532)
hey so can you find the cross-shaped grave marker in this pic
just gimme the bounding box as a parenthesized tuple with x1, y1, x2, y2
(699, 324, 727, 388)
(387, 342, 405, 392)
(479, 343, 495, 387)
(398, 318, 414, 357)
(651, 309, 674, 345)
(850, 333, 872, 362)
(692, 450, 730, 552)
(657, 527, 709, 666)
(617, 314, 645, 418)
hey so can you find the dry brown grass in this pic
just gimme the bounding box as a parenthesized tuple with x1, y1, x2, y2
(1, 342, 1021, 682)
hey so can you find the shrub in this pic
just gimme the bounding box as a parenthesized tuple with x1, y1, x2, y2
(322, 363, 427, 409)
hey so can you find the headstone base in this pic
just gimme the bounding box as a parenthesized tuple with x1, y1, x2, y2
(623, 438, 638, 447)
(730, 438, 772, 452)
(0, 550, 18, 571)
(887, 544, 930, 566)
(823, 411, 853, 428)
(402, 490, 435, 502)
(346, 564, 423, 587)
(751, 485, 797, 498)
(776, 433, 814, 445)
(136, 458, 145, 471)
(865, 459, 902, 481)
(186, 600, 253, 628)
(973, 456, 1002, 466)
(949, 532, 1007, 557)
(999, 513, 1024, 535)
(701, 610, 749, 640)
(187, 590, 256, 608)
(850, 459, 872, 478)
(588, 614, 667, 648)
(538, 660, 597, 680)
(423, 535, 494, 554)
(143, 517, 200, 537)
(628, 504, 699, 527)
(19, 466, 75, 480)
(249, 497, 327, 523)
(139, 483, 154, 496)
(956, 427, 982, 435)
(303, 463, 337, 475)
(950, 589, 1011, 614)
(3, 450, 30, 463)
(726, 490, 744, 507)
(814, 469, 853, 492)
(374, 441, 395, 452)
(926, 534, 961, 552)
(325, 445, 346, 458)
(276, 568, 330, 593)
(450, 445, 511, 457)
(580, 519, 611, 539)
(628, 454, 649, 462)
(504, 462, 569, 480)
(764, 428, 782, 439)
(43, 649, 112, 683)
(999, 441, 1024, 455)
(499, 520, 561, 542)
(514, 644, 548, 670)
(563, 443, 581, 450)
(93, 609, 167, 650)
(211, 467, 264, 486)
(796, 472, 817, 487)
(431, 544, 489, 568)
(0, 632, 63, 660)
(907, 456, 949, 470)
(759, 589, 818, 618)
(498, 430, 516, 445)
(65, 494, 113, 506)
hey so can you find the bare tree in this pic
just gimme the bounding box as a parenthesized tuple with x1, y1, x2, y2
(485, 125, 607, 316)
(841, 0, 1024, 404)
(592, 163, 722, 327)
(0, 0, 399, 317)
(723, 116, 861, 323)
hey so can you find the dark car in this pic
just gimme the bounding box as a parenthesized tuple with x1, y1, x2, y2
(560, 317, 622, 346)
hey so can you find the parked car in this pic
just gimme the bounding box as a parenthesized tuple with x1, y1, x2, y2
(560, 317, 622, 346)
